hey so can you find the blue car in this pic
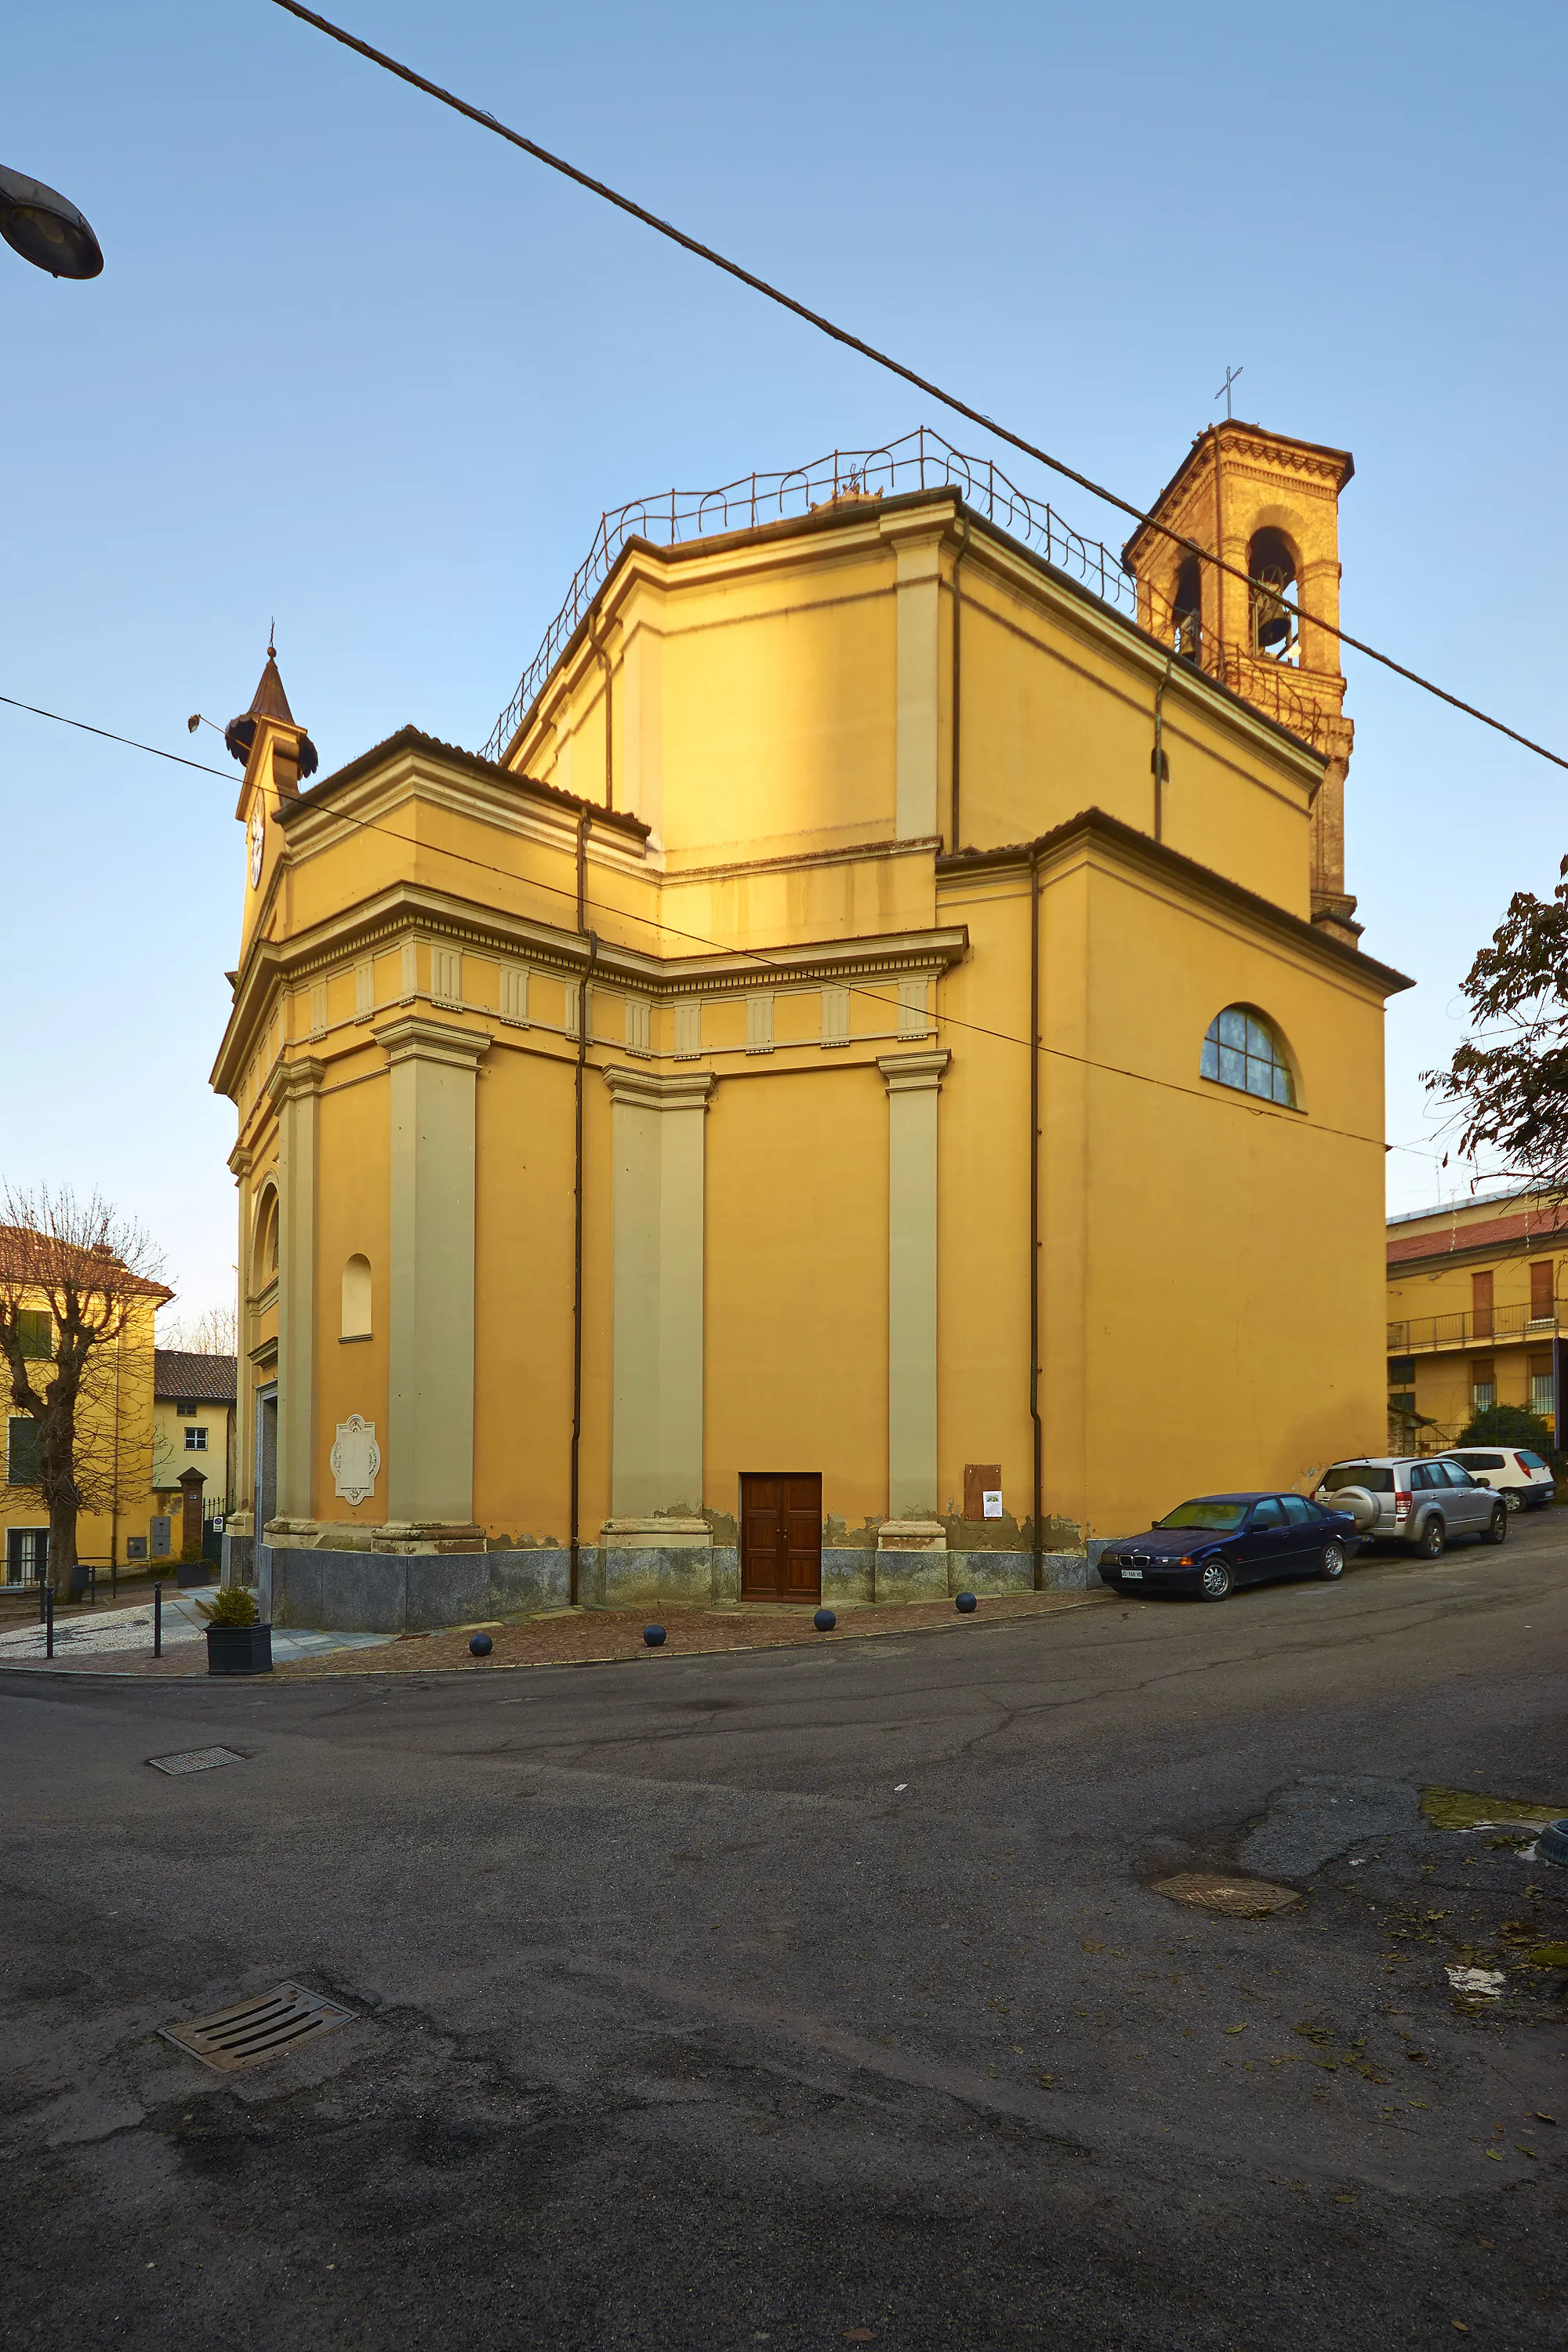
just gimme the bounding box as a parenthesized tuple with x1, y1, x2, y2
(1098, 1490, 1359, 1602)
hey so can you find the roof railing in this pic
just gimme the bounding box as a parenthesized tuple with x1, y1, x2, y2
(480, 424, 1346, 764)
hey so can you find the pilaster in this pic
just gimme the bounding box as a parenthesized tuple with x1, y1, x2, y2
(265, 1060, 324, 1523)
(603, 1065, 717, 1520)
(879, 1049, 949, 1520)
(890, 530, 943, 840)
(375, 1014, 491, 1529)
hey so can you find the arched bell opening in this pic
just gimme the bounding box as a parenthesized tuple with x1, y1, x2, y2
(1171, 554, 1204, 662)
(1248, 528, 1298, 662)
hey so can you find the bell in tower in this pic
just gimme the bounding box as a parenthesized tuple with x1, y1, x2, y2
(1121, 420, 1357, 942)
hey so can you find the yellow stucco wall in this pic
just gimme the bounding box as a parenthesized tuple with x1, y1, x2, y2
(2, 1294, 163, 1578)
(213, 456, 1405, 1575)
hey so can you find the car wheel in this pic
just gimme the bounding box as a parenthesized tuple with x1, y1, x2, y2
(1197, 1559, 1232, 1602)
(1484, 1504, 1508, 1545)
(1317, 1538, 1345, 1581)
(1417, 1515, 1446, 1559)
(1504, 1488, 1523, 1514)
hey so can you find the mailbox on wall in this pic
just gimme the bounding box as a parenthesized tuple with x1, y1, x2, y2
(149, 1517, 171, 1559)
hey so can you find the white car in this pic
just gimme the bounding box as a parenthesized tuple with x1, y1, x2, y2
(1439, 1447, 1555, 1513)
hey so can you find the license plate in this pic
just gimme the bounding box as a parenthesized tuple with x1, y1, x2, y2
(1120, 1568, 1143, 1581)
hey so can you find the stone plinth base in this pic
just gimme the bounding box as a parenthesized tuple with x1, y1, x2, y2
(877, 1519, 948, 1552)
(601, 1517, 713, 1549)
(230, 1539, 1097, 1635)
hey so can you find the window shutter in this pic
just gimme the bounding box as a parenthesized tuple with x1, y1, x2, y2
(17, 1310, 51, 1359)
(7, 1416, 41, 1489)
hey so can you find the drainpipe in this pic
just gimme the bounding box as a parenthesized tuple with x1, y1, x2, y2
(568, 808, 597, 1607)
(1152, 643, 1174, 842)
(593, 618, 614, 814)
(1029, 844, 1044, 1592)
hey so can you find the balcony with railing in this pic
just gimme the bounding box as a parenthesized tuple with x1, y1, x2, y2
(1387, 1302, 1561, 1355)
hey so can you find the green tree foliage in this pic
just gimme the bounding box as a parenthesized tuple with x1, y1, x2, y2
(1427, 858, 1568, 1182)
(1454, 1402, 1555, 1455)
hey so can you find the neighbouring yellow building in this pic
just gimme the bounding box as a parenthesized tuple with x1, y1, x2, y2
(1, 1256, 167, 1590)
(1387, 1189, 1566, 1450)
(151, 1348, 238, 1557)
(213, 420, 1410, 1632)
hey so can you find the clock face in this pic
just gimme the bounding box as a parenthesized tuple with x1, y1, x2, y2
(249, 808, 264, 889)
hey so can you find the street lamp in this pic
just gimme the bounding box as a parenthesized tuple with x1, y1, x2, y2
(0, 164, 103, 279)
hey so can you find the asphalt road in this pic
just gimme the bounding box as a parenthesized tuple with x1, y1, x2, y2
(2, 1519, 1566, 2350)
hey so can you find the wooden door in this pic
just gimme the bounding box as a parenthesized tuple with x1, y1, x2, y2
(1472, 1269, 1494, 1339)
(739, 1473, 822, 1601)
(1531, 1259, 1555, 1322)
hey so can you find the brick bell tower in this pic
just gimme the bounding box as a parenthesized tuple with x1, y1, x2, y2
(1123, 422, 1358, 944)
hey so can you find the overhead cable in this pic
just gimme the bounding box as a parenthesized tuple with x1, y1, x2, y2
(267, 0, 1568, 777)
(3, 686, 1403, 1154)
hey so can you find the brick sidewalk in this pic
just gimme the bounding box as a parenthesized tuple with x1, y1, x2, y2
(0, 1588, 1109, 1679)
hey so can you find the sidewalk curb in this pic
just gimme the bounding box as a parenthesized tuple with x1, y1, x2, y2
(0, 1590, 1114, 1684)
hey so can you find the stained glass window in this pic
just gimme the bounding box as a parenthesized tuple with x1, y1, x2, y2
(1200, 1007, 1296, 1106)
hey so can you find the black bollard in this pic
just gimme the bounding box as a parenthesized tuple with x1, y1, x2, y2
(153, 1581, 162, 1660)
(45, 1585, 54, 1660)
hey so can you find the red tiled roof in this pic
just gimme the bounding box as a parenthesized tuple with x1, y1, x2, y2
(154, 1350, 238, 1403)
(1388, 1206, 1568, 1268)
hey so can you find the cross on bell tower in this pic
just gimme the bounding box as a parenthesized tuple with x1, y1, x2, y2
(1122, 421, 1358, 942)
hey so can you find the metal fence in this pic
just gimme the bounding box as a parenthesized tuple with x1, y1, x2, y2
(1387, 1305, 1561, 1354)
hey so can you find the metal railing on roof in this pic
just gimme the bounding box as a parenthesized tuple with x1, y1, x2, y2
(480, 428, 1135, 761)
(479, 425, 1347, 765)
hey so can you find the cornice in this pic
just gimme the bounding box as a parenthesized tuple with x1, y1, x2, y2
(878, 1049, 951, 1094)
(601, 1065, 718, 1112)
(372, 1014, 492, 1071)
(266, 1056, 327, 1109)
(937, 809, 1413, 1000)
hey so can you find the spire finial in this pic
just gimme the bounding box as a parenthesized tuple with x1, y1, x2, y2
(267, 617, 276, 661)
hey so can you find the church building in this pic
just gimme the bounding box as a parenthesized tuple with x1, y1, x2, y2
(214, 420, 1410, 1630)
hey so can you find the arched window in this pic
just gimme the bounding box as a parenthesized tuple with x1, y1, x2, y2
(1201, 1007, 1297, 1106)
(1248, 528, 1298, 662)
(1171, 554, 1203, 662)
(341, 1254, 372, 1340)
(252, 1187, 279, 1290)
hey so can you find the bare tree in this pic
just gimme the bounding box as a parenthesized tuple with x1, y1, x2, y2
(160, 1298, 238, 1357)
(0, 1187, 168, 1599)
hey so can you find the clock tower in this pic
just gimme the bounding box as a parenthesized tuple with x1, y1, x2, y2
(227, 644, 318, 959)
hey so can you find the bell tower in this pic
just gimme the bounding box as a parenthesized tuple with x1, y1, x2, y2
(227, 644, 318, 959)
(1123, 422, 1357, 942)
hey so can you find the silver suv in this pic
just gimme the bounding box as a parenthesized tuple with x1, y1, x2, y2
(1313, 1457, 1508, 1557)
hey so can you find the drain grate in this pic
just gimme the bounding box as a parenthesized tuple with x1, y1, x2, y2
(147, 1747, 246, 1777)
(160, 1983, 357, 2071)
(1152, 1871, 1302, 1918)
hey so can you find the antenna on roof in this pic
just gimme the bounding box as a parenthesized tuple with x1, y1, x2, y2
(1214, 365, 1243, 420)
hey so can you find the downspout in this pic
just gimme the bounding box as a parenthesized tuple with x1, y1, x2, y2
(949, 517, 968, 851)
(110, 1330, 121, 1591)
(1152, 642, 1174, 842)
(593, 618, 614, 814)
(1029, 844, 1044, 1592)
(568, 808, 597, 1607)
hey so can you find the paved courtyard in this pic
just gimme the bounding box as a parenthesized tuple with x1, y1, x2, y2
(2, 1519, 1566, 2348)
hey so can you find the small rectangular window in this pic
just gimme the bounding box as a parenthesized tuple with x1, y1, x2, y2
(183, 1425, 208, 1451)
(746, 994, 774, 1055)
(16, 1311, 51, 1359)
(6, 1416, 41, 1487)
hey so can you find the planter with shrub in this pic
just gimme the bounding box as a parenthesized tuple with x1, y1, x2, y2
(205, 1582, 272, 1675)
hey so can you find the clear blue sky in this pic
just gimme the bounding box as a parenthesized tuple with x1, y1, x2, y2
(6, 1, 1566, 1322)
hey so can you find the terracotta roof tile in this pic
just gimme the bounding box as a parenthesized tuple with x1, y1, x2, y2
(1388, 1206, 1568, 1267)
(154, 1350, 238, 1403)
